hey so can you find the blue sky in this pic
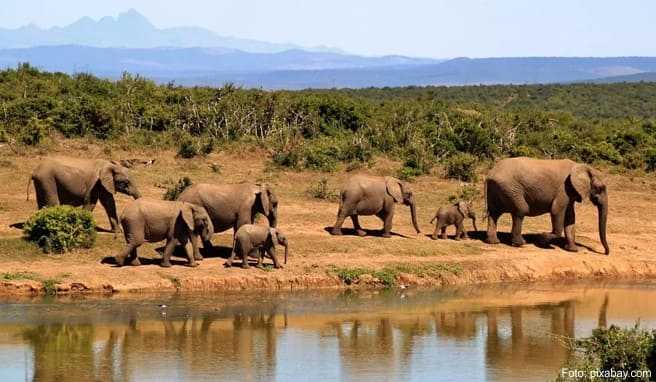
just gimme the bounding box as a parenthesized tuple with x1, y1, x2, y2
(2, 0, 655, 58)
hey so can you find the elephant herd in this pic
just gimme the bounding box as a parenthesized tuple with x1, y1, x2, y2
(25, 155, 610, 270)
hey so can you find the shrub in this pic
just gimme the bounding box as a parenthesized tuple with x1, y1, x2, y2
(448, 184, 481, 203)
(177, 139, 198, 158)
(445, 153, 478, 182)
(200, 140, 215, 156)
(303, 142, 340, 172)
(163, 177, 193, 201)
(645, 149, 656, 172)
(306, 178, 339, 201)
(23, 206, 96, 253)
(558, 324, 656, 381)
(20, 117, 50, 146)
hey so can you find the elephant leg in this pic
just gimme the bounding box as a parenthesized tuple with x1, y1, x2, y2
(454, 221, 465, 241)
(381, 209, 394, 238)
(431, 224, 440, 240)
(440, 225, 448, 240)
(161, 239, 178, 268)
(545, 211, 565, 242)
(99, 193, 120, 238)
(351, 215, 366, 236)
(201, 239, 213, 257)
(485, 212, 501, 244)
(242, 248, 255, 269)
(459, 221, 469, 240)
(564, 204, 578, 252)
(331, 205, 349, 236)
(116, 243, 139, 266)
(511, 214, 526, 247)
(268, 248, 283, 269)
(187, 235, 200, 267)
(256, 248, 265, 268)
(127, 248, 141, 266)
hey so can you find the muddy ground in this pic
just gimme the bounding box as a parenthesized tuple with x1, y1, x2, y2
(1, 139, 656, 295)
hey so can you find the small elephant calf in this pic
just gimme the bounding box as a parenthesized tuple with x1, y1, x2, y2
(226, 224, 289, 269)
(430, 201, 478, 240)
(115, 199, 213, 267)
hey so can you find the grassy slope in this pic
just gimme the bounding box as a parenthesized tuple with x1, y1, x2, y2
(2, 139, 656, 295)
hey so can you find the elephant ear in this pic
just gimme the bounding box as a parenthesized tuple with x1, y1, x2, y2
(98, 164, 116, 194)
(257, 185, 271, 215)
(179, 204, 195, 232)
(456, 201, 469, 217)
(568, 164, 593, 202)
(385, 177, 403, 203)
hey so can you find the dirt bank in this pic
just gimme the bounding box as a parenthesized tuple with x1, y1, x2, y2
(2, 143, 656, 296)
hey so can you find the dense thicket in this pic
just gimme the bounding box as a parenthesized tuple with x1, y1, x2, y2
(1, 64, 655, 178)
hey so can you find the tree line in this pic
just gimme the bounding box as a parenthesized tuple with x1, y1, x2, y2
(2, 63, 656, 180)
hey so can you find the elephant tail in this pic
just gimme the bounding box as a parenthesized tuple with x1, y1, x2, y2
(26, 176, 33, 201)
(482, 179, 489, 219)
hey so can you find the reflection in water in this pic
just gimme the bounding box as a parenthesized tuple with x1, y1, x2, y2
(0, 283, 652, 381)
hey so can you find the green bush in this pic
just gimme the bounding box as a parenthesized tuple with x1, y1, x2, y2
(645, 149, 656, 172)
(23, 206, 96, 253)
(306, 178, 339, 201)
(558, 324, 656, 381)
(163, 177, 193, 201)
(445, 153, 478, 182)
(20, 117, 50, 146)
(448, 184, 481, 203)
(177, 139, 198, 158)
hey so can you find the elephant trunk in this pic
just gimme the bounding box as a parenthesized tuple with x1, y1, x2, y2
(410, 201, 421, 234)
(269, 208, 278, 228)
(597, 198, 610, 255)
(471, 217, 478, 233)
(283, 243, 288, 264)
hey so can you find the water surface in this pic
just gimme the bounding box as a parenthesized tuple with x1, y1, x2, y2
(1, 282, 655, 381)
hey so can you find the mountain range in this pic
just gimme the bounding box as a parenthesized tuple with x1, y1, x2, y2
(1, 10, 655, 89)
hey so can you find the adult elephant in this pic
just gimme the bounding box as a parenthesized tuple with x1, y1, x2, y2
(331, 175, 421, 238)
(29, 158, 141, 235)
(485, 157, 609, 255)
(177, 183, 278, 252)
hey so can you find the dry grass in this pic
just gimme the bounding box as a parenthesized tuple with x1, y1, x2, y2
(1, 138, 656, 292)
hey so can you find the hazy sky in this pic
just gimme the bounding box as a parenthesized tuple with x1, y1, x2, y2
(2, 0, 655, 58)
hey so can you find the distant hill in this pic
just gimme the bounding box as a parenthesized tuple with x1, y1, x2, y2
(0, 9, 339, 54)
(2, 47, 655, 89)
(582, 71, 656, 84)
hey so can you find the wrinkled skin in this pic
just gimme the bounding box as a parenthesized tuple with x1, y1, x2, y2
(431, 201, 478, 240)
(29, 157, 141, 236)
(115, 199, 214, 267)
(226, 224, 289, 269)
(485, 157, 610, 255)
(331, 175, 421, 238)
(177, 183, 278, 252)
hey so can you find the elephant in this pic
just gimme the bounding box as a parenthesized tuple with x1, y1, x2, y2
(177, 183, 278, 253)
(225, 224, 288, 269)
(115, 199, 214, 267)
(29, 158, 141, 235)
(331, 175, 421, 238)
(430, 201, 478, 240)
(485, 157, 609, 255)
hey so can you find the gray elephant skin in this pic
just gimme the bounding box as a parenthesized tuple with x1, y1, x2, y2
(485, 157, 609, 255)
(115, 199, 213, 267)
(431, 201, 478, 240)
(226, 224, 289, 269)
(29, 157, 141, 234)
(177, 183, 278, 248)
(331, 175, 421, 237)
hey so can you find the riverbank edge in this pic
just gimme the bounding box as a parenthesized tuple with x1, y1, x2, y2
(2, 253, 656, 297)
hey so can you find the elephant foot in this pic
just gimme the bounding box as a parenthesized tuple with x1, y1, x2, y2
(430, 235, 438, 240)
(485, 236, 500, 245)
(564, 243, 579, 253)
(275, 265, 284, 269)
(129, 258, 141, 266)
(355, 229, 367, 237)
(224, 262, 233, 268)
(454, 237, 462, 241)
(381, 232, 392, 238)
(188, 262, 199, 268)
(194, 254, 204, 261)
(160, 261, 172, 268)
(330, 228, 343, 236)
(241, 263, 250, 269)
(511, 239, 526, 247)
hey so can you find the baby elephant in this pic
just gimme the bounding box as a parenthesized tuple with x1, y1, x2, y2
(115, 199, 213, 267)
(226, 225, 289, 269)
(431, 201, 478, 240)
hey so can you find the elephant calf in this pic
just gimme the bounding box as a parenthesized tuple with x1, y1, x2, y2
(430, 201, 478, 240)
(226, 224, 289, 269)
(115, 199, 213, 267)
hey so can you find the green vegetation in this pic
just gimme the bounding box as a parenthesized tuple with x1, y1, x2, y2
(448, 184, 482, 203)
(558, 324, 656, 381)
(1, 271, 39, 281)
(162, 176, 193, 201)
(3, 65, 656, 175)
(332, 262, 464, 288)
(306, 177, 340, 201)
(23, 206, 96, 253)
